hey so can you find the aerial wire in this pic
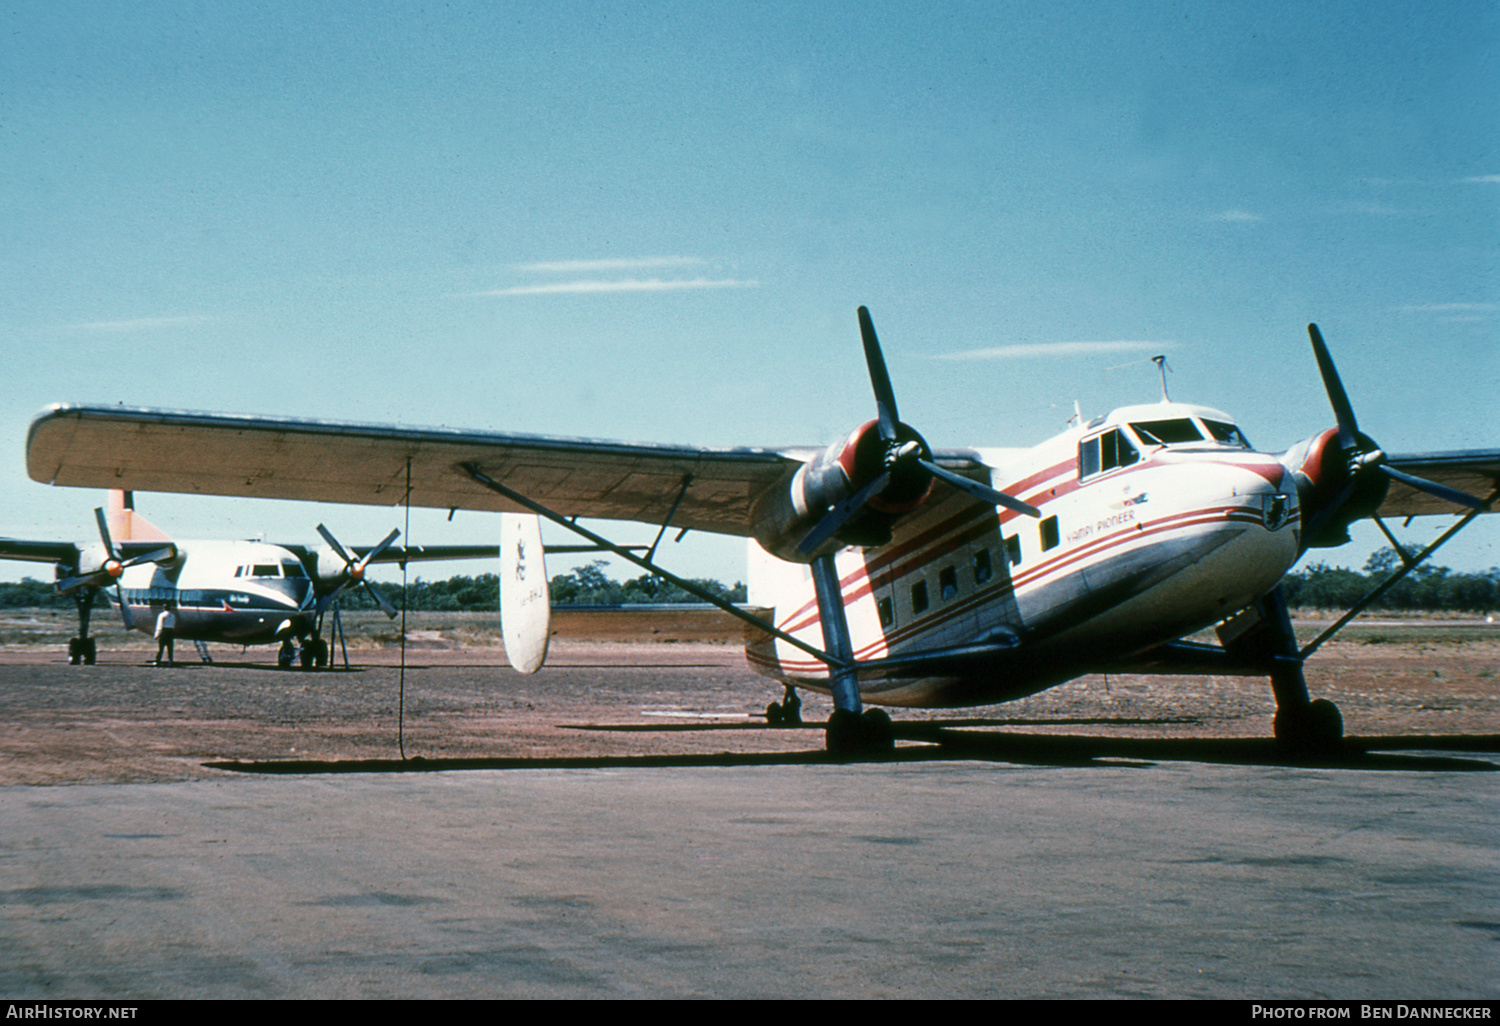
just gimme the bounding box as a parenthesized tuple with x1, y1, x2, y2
(397, 456, 411, 760)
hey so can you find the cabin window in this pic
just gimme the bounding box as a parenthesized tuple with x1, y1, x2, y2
(877, 596, 894, 628)
(1130, 418, 1203, 445)
(1040, 516, 1060, 551)
(973, 548, 993, 584)
(938, 566, 958, 601)
(1005, 535, 1022, 567)
(911, 580, 929, 615)
(1079, 428, 1139, 480)
(1204, 419, 1251, 448)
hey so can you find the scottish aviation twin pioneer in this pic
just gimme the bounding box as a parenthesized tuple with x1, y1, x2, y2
(25, 310, 1498, 752)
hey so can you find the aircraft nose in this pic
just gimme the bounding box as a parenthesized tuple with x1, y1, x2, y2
(1222, 459, 1299, 532)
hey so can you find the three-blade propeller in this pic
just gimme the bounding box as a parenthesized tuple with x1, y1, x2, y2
(1307, 324, 1488, 513)
(799, 308, 1039, 556)
(316, 524, 401, 618)
(55, 508, 175, 630)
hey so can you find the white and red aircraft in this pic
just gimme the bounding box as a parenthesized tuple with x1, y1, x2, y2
(24, 311, 1498, 753)
(0, 490, 498, 667)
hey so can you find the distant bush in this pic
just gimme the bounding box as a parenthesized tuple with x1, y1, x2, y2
(1284, 549, 1499, 613)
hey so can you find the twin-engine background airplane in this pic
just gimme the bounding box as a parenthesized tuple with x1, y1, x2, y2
(0, 490, 505, 667)
(24, 310, 1499, 754)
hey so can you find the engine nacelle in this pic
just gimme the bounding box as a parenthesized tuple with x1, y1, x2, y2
(1281, 426, 1389, 548)
(752, 419, 934, 562)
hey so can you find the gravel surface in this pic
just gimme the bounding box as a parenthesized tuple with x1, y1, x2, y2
(1, 610, 1495, 785)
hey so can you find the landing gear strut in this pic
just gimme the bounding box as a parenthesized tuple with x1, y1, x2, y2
(1227, 587, 1343, 754)
(811, 553, 895, 757)
(68, 590, 97, 665)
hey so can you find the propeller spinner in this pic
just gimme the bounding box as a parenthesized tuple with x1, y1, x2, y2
(55, 508, 175, 630)
(316, 524, 401, 618)
(796, 308, 1039, 556)
(1295, 324, 1488, 548)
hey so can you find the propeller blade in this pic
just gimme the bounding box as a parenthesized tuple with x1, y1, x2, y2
(115, 583, 135, 630)
(364, 580, 398, 619)
(121, 546, 175, 569)
(316, 524, 355, 566)
(1380, 465, 1491, 512)
(797, 469, 894, 556)
(314, 579, 352, 615)
(920, 460, 1041, 518)
(1307, 324, 1359, 448)
(355, 528, 402, 572)
(858, 306, 901, 440)
(94, 507, 118, 559)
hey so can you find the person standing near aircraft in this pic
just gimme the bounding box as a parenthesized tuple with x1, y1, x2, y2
(153, 601, 176, 667)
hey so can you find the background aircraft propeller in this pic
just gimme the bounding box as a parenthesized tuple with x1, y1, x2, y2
(315, 524, 401, 618)
(799, 307, 1039, 555)
(55, 508, 175, 630)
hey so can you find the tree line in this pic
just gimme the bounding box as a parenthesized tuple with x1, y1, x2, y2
(0, 560, 747, 611)
(0, 550, 1494, 613)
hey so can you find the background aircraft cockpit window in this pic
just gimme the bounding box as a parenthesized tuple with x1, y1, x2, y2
(1130, 418, 1203, 446)
(1079, 428, 1140, 480)
(1203, 420, 1251, 448)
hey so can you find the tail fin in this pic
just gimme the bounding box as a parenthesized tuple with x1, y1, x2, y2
(106, 490, 173, 543)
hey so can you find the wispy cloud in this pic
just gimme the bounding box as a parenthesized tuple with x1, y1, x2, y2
(481, 256, 757, 297)
(935, 340, 1172, 361)
(1459, 174, 1500, 184)
(71, 315, 213, 332)
(478, 277, 758, 297)
(1396, 302, 1495, 323)
(1208, 209, 1263, 223)
(511, 257, 708, 274)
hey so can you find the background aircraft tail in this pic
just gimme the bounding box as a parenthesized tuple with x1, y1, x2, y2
(106, 490, 174, 543)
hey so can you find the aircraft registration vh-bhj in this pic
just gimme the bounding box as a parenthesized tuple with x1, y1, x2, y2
(0, 489, 506, 667)
(24, 310, 1500, 754)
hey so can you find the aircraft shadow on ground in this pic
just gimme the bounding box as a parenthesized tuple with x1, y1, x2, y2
(205, 720, 1500, 775)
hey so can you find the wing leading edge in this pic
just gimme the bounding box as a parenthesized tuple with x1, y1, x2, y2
(27, 403, 805, 537)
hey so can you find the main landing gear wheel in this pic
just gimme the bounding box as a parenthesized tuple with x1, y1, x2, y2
(1274, 698, 1344, 754)
(277, 641, 295, 670)
(825, 707, 895, 757)
(68, 638, 96, 665)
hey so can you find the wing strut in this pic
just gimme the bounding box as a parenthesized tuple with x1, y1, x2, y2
(645, 474, 693, 564)
(459, 463, 846, 671)
(1298, 488, 1498, 660)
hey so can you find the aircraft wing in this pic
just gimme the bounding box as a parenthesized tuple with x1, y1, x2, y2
(0, 539, 83, 565)
(1377, 450, 1500, 517)
(27, 403, 808, 537)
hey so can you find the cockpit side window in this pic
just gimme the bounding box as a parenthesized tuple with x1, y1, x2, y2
(1079, 428, 1140, 481)
(281, 561, 308, 578)
(1130, 418, 1203, 445)
(1204, 419, 1251, 448)
(251, 564, 281, 578)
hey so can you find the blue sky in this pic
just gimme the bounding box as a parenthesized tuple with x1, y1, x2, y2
(1, 0, 1495, 586)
